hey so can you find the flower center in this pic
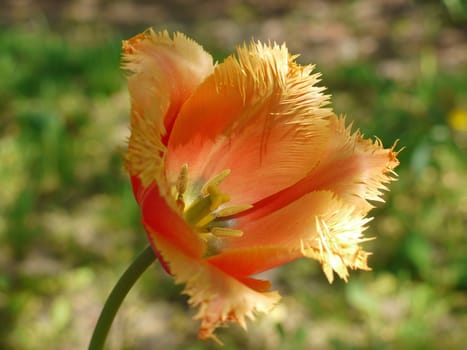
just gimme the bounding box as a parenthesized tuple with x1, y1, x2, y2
(174, 165, 251, 243)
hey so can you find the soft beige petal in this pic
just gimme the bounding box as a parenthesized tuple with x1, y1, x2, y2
(146, 231, 281, 343)
(165, 41, 333, 205)
(122, 29, 214, 186)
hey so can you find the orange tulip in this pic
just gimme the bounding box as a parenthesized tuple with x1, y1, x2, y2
(122, 29, 400, 343)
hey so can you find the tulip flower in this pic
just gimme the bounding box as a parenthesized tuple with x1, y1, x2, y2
(121, 29, 399, 342)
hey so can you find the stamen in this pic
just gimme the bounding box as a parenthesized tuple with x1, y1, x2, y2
(216, 204, 253, 217)
(201, 169, 231, 196)
(195, 213, 216, 228)
(206, 185, 230, 211)
(210, 227, 244, 237)
(198, 232, 214, 241)
(176, 163, 189, 210)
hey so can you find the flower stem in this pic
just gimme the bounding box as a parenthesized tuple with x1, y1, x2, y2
(89, 245, 156, 350)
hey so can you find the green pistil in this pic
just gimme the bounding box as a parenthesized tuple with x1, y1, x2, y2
(184, 195, 215, 227)
(183, 184, 230, 228)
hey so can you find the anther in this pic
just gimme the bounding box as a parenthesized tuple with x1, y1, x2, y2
(201, 169, 231, 196)
(210, 227, 244, 237)
(176, 163, 189, 210)
(216, 204, 253, 217)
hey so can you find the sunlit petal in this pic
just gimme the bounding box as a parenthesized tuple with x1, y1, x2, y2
(165, 42, 333, 205)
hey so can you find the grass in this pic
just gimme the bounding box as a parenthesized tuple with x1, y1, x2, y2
(0, 17, 466, 349)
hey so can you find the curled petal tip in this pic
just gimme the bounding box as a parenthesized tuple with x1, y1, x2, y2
(122, 28, 154, 54)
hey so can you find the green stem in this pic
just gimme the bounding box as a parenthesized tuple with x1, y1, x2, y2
(89, 245, 156, 350)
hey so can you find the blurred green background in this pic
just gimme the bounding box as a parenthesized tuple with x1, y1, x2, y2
(1, 1, 466, 349)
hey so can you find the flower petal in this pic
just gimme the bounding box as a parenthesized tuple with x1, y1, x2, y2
(231, 191, 337, 247)
(123, 29, 213, 186)
(165, 41, 333, 205)
(207, 246, 301, 277)
(226, 191, 372, 283)
(141, 181, 205, 259)
(241, 115, 400, 221)
(305, 115, 400, 212)
(139, 181, 282, 338)
(146, 230, 281, 343)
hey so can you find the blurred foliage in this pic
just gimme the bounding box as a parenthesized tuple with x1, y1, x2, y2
(0, 1, 466, 349)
